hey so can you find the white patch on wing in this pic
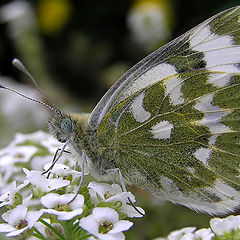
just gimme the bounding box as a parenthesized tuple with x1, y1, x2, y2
(150, 120, 174, 139)
(189, 25, 240, 86)
(194, 147, 211, 164)
(208, 73, 233, 87)
(130, 92, 151, 123)
(163, 75, 185, 105)
(187, 167, 195, 174)
(123, 63, 181, 103)
(209, 135, 218, 146)
(194, 94, 232, 134)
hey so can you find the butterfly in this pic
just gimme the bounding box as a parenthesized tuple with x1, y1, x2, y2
(2, 5, 240, 215)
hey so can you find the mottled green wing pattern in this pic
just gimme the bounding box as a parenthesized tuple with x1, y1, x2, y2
(90, 6, 240, 214)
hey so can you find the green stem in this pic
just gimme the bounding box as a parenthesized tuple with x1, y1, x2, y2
(39, 218, 65, 240)
(79, 233, 92, 240)
(32, 226, 47, 240)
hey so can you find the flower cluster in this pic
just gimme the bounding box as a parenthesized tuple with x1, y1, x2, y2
(0, 131, 144, 239)
(155, 215, 240, 240)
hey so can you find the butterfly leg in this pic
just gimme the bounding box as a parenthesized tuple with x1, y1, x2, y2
(68, 149, 86, 204)
(105, 168, 145, 216)
(42, 140, 70, 177)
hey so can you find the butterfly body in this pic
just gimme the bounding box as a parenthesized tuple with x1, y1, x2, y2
(40, 6, 240, 215)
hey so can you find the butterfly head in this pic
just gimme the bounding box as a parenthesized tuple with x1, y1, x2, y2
(48, 113, 74, 143)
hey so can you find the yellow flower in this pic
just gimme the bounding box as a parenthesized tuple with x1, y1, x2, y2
(37, 0, 72, 34)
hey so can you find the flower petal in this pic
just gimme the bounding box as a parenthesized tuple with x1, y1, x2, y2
(79, 215, 99, 235)
(57, 209, 83, 220)
(8, 205, 27, 226)
(110, 220, 133, 233)
(6, 227, 28, 237)
(0, 223, 16, 233)
(92, 207, 119, 224)
(26, 210, 44, 228)
(40, 193, 60, 208)
(168, 227, 196, 240)
(97, 232, 125, 240)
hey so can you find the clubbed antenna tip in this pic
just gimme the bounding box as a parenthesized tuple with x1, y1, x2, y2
(11, 58, 62, 116)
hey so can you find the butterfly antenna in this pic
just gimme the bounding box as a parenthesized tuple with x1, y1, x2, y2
(12, 58, 62, 116)
(0, 83, 59, 113)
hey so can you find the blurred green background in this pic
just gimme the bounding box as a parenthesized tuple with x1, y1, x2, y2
(0, 0, 239, 239)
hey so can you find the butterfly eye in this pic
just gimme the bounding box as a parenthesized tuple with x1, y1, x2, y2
(61, 118, 72, 134)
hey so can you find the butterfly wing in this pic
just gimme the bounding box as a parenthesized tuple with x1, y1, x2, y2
(88, 6, 240, 214)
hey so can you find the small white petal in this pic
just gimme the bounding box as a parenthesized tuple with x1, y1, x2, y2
(43, 209, 61, 216)
(44, 208, 83, 221)
(88, 182, 113, 199)
(168, 227, 196, 240)
(24, 169, 70, 192)
(68, 194, 84, 209)
(22, 194, 33, 205)
(15, 179, 30, 192)
(48, 178, 70, 191)
(195, 228, 214, 240)
(106, 192, 135, 203)
(8, 205, 27, 226)
(44, 163, 81, 178)
(92, 207, 119, 224)
(40, 193, 60, 208)
(119, 204, 145, 218)
(110, 220, 133, 233)
(180, 233, 194, 240)
(26, 210, 44, 228)
(41, 193, 84, 210)
(6, 227, 28, 237)
(0, 223, 16, 232)
(57, 209, 83, 220)
(79, 215, 99, 235)
(0, 202, 9, 208)
(98, 232, 125, 240)
(210, 215, 240, 235)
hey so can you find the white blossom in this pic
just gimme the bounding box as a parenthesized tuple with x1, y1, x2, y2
(41, 193, 84, 220)
(210, 215, 240, 236)
(194, 228, 214, 240)
(23, 168, 70, 193)
(88, 182, 144, 217)
(43, 163, 81, 181)
(79, 207, 133, 240)
(0, 180, 29, 207)
(127, 1, 170, 49)
(168, 227, 196, 240)
(0, 204, 43, 237)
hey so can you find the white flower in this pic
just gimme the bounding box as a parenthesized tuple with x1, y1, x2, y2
(23, 168, 70, 194)
(79, 207, 133, 240)
(12, 132, 56, 149)
(194, 228, 214, 240)
(0, 145, 37, 165)
(0, 144, 37, 192)
(30, 155, 53, 171)
(0, 180, 29, 207)
(210, 215, 240, 236)
(168, 227, 196, 240)
(88, 182, 144, 217)
(0, 0, 31, 22)
(127, 0, 170, 49)
(39, 134, 63, 154)
(0, 204, 43, 237)
(43, 163, 81, 181)
(41, 193, 84, 220)
(155, 227, 214, 240)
